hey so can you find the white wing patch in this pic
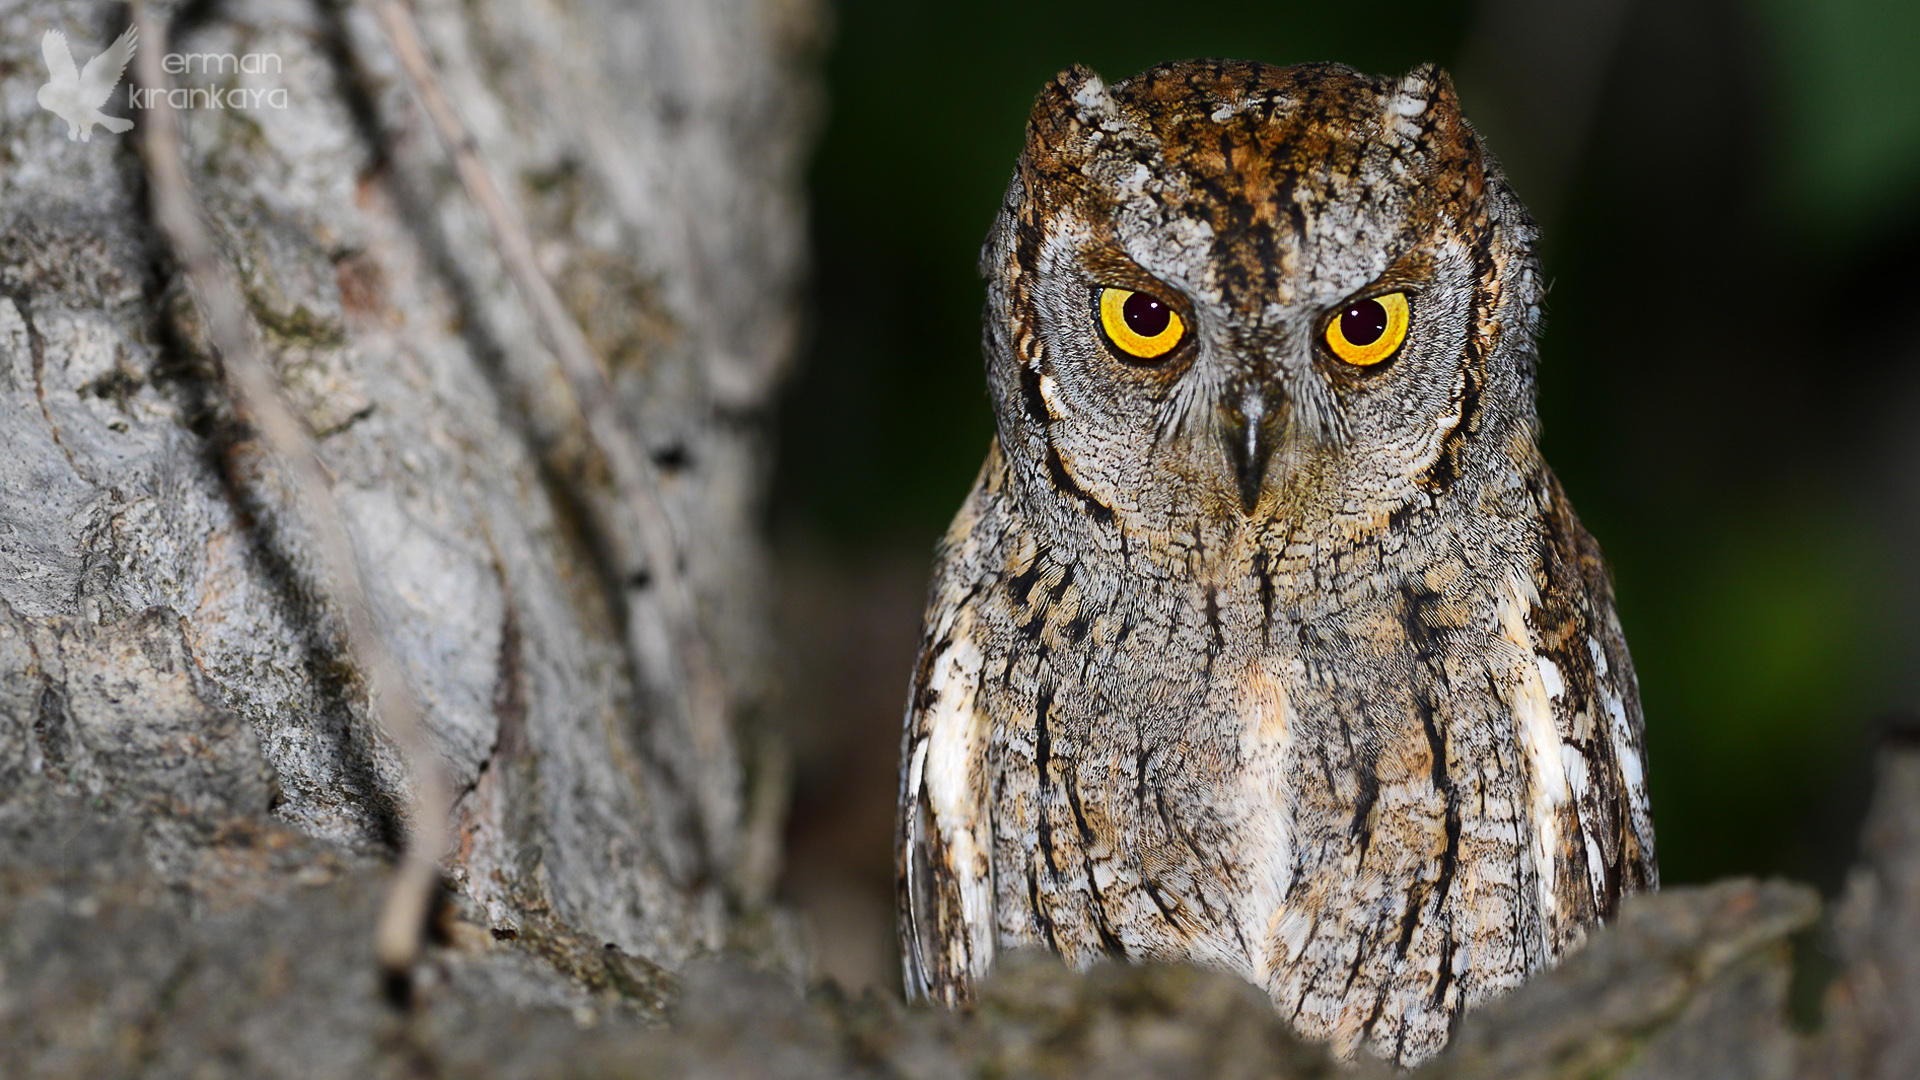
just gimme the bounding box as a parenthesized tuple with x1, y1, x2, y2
(1559, 742, 1609, 903)
(916, 604, 996, 986)
(1537, 655, 1565, 700)
(1497, 573, 1567, 925)
(1591, 634, 1653, 874)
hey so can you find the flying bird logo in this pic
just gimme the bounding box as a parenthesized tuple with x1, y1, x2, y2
(38, 27, 138, 142)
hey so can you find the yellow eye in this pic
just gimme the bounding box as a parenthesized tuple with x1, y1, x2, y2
(1324, 291, 1411, 366)
(1097, 287, 1186, 361)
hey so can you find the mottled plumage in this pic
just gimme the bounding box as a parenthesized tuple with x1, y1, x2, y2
(896, 60, 1656, 1067)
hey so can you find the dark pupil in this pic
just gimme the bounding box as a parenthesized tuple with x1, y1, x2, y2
(1122, 292, 1171, 337)
(1340, 299, 1389, 346)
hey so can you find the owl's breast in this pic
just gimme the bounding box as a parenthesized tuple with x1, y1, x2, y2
(968, 478, 1650, 1064)
(983, 563, 1305, 983)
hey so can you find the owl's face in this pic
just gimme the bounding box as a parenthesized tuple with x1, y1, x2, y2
(982, 61, 1541, 553)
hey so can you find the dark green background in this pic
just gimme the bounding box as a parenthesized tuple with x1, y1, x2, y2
(775, 0, 1920, 893)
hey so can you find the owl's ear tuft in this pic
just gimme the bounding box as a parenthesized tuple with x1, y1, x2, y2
(1047, 64, 1114, 114)
(1391, 64, 1482, 195)
(1062, 65, 1116, 116)
(1389, 64, 1462, 128)
(1029, 65, 1117, 151)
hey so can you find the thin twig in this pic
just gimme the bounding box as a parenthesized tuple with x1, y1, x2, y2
(365, 0, 740, 875)
(132, 5, 449, 974)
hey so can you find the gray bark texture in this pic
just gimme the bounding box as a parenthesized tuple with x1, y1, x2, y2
(2, 0, 821, 972)
(0, 1, 1914, 1077)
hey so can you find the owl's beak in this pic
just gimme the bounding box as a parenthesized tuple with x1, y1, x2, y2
(1222, 384, 1282, 515)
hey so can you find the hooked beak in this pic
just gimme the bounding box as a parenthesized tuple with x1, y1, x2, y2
(1221, 381, 1284, 516)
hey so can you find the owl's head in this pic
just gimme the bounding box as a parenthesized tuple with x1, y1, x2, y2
(980, 60, 1543, 553)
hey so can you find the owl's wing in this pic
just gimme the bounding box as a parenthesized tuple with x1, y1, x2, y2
(1525, 472, 1658, 937)
(897, 567, 998, 1004)
(1569, 565, 1659, 899)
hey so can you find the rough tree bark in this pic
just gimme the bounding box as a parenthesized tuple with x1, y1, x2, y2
(4, 0, 819, 973)
(0, 2, 1914, 1077)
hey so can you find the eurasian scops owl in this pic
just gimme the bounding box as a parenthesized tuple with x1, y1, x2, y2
(896, 59, 1656, 1067)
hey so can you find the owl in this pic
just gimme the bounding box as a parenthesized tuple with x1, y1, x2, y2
(894, 60, 1656, 1067)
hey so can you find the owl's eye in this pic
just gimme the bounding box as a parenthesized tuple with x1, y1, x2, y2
(1325, 292, 1411, 367)
(1097, 287, 1187, 361)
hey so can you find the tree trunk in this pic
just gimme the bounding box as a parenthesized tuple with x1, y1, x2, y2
(2, 0, 818, 977)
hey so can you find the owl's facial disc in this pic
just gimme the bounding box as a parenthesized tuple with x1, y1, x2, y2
(990, 59, 1522, 542)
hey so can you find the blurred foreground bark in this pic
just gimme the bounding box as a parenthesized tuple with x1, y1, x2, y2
(0, 1, 1915, 1077)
